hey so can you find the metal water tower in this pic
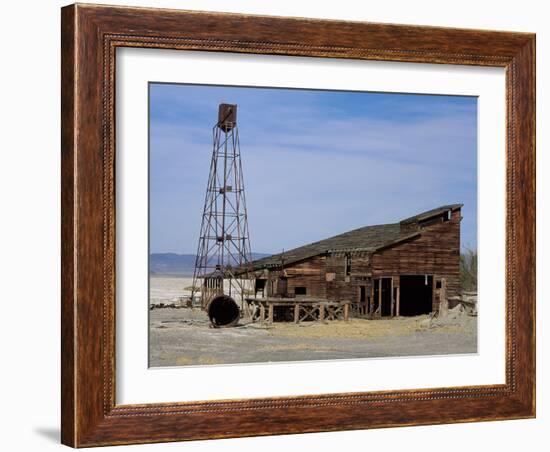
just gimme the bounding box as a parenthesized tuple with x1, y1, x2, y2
(191, 104, 253, 325)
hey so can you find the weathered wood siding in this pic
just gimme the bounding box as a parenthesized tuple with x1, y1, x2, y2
(284, 256, 327, 298)
(325, 253, 371, 302)
(371, 209, 461, 302)
(259, 209, 461, 314)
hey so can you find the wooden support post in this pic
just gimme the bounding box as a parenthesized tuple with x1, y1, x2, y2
(391, 277, 395, 317)
(319, 304, 325, 322)
(344, 303, 349, 321)
(396, 285, 400, 317)
(294, 303, 299, 324)
(439, 278, 448, 317)
(432, 274, 437, 313)
(259, 303, 265, 324)
(268, 303, 274, 324)
(368, 283, 373, 316)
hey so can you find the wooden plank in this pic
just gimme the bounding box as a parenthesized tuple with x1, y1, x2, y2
(391, 277, 395, 317)
(369, 282, 373, 315)
(61, 5, 76, 446)
(439, 278, 448, 317)
(396, 284, 400, 317)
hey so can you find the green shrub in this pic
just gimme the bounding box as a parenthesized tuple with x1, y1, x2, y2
(460, 248, 477, 292)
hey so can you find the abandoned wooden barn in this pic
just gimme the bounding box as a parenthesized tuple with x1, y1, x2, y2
(248, 204, 463, 318)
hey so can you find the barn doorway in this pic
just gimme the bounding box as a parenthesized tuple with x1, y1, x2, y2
(399, 275, 433, 316)
(373, 278, 392, 317)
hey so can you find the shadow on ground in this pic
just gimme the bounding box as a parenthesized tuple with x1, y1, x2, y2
(34, 427, 59, 443)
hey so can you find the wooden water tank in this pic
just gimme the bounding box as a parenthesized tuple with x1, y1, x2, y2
(218, 103, 237, 131)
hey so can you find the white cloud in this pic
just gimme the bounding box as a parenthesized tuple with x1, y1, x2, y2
(149, 86, 477, 254)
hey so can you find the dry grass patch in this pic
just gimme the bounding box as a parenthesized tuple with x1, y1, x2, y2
(175, 355, 220, 366)
(268, 316, 434, 340)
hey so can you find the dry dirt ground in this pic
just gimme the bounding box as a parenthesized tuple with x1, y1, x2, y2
(149, 307, 477, 367)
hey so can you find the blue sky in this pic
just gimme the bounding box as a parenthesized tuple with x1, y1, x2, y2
(149, 83, 477, 254)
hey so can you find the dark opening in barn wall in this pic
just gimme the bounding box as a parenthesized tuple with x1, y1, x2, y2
(359, 286, 366, 303)
(399, 275, 433, 316)
(273, 305, 299, 322)
(381, 278, 392, 316)
(255, 278, 266, 297)
(373, 278, 392, 317)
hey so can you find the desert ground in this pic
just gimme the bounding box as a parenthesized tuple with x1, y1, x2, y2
(149, 275, 477, 367)
(149, 275, 249, 305)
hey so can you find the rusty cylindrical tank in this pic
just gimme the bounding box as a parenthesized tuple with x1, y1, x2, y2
(217, 104, 237, 132)
(207, 294, 240, 327)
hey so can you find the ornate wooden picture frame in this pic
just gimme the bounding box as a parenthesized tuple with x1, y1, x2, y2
(61, 3, 535, 447)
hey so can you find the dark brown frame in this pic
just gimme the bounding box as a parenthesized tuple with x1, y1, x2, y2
(61, 3, 536, 447)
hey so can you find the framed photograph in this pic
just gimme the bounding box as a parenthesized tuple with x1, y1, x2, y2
(61, 3, 535, 447)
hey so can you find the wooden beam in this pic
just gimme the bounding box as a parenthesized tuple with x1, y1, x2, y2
(432, 275, 437, 313)
(396, 284, 400, 317)
(439, 278, 448, 317)
(391, 277, 395, 317)
(367, 278, 374, 315)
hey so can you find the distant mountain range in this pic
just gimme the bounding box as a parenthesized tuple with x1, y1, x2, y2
(149, 252, 271, 276)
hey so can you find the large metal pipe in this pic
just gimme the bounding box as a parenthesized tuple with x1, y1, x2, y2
(207, 294, 240, 327)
